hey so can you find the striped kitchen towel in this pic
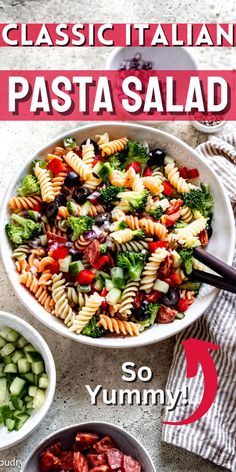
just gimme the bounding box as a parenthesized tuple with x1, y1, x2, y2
(162, 133, 236, 471)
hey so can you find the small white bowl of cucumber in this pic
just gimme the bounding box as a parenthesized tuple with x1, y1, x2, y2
(0, 311, 56, 450)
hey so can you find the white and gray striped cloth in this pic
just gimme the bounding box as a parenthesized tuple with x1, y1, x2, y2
(163, 134, 236, 471)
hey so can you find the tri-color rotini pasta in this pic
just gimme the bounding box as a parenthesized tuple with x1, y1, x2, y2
(6, 133, 214, 338)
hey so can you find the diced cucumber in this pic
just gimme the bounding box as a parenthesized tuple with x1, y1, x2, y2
(111, 267, 125, 289)
(0, 343, 15, 357)
(14, 419, 24, 431)
(22, 373, 35, 384)
(69, 260, 84, 276)
(32, 361, 44, 375)
(25, 351, 43, 363)
(11, 350, 24, 364)
(10, 377, 26, 396)
(39, 374, 49, 389)
(92, 160, 103, 173)
(11, 397, 24, 410)
(0, 337, 6, 348)
(80, 201, 92, 216)
(17, 336, 28, 349)
(94, 278, 104, 291)
(99, 271, 111, 280)
(34, 374, 39, 386)
(3, 355, 13, 365)
(26, 400, 33, 409)
(39, 234, 48, 246)
(153, 279, 169, 293)
(59, 255, 72, 272)
(5, 418, 15, 431)
(105, 279, 114, 291)
(106, 288, 121, 305)
(18, 358, 31, 374)
(77, 284, 91, 293)
(176, 312, 185, 319)
(15, 412, 29, 423)
(98, 162, 112, 182)
(3, 363, 18, 374)
(28, 385, 38, 397)
(28, 210, 40, 221)
(164, 155, 174, 165)
(0, 327, 12, 340)
(0, 378, 7, 402)
(24, 395, 32, 402)
(32, 389, 46, 409)
(179, 282, 201, 292)
(23, 344, 36, 353)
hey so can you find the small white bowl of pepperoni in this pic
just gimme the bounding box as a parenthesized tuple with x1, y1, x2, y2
(22, 421, 156, 472)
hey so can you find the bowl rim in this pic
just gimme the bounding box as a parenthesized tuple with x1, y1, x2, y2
(0, 310, 56, 451)
(0, 122, 235, 349)
(105, 46, 199, 70)
(21, 420, 156, 472)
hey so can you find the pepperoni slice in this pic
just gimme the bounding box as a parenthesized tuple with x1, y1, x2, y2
(39, 451, 61, 472)
(87, 453, 107, 468)
(158, 305, 178, 323)
(47, 231, 67, 245)
(84, 239, 101, 266)
(93, 436, 116, 453)
(60, 451, 74, 470)
(75, 433, 99, 451)
(122, 455, 141, 472)
(90, 466, 112, 472)
(73, 451, 89, 472)
(106, 448, 123, 469)
(46, 441, 62, 458)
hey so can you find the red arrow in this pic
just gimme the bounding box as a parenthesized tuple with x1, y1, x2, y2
(163, 338, 220, 425)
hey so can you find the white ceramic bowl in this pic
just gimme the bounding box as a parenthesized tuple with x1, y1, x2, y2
(0, 123, 235, 349)
(192, 120, 226, 134)
(0, 311, 56, 450)
(22, 421, 156, 472)
(105, 46, 199, 70)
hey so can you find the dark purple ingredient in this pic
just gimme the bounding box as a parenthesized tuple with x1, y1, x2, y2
(54, 194, 67, 207)
(64, 171, 80, 188)
(149, 148, 166, 166)
(132, 301, 149, 321)
(161, 288, 180, 307)
(73, 187, 91, 204)
(207, 224, 213, 239)
(44, 201, 58, 220)
(95, 213, 111, 225)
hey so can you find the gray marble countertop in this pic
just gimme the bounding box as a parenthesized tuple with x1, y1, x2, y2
(0, 0, 235, 471)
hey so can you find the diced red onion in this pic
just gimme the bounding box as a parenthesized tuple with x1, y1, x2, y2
(87, 191, 101, 204)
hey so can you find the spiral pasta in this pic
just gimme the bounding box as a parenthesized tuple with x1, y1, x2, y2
(119, 281, 140, 318)
(99, 137, 128, 156)
(70, 293, 103, 333)
(81, 139, 95, 168)
(98, 315, 140, 336)
(174, 216, 207, 245)
(51, 169, 68, 196)
(64, 151, 92, 180)
(110, 228, 140, 244)
(111, 239, 148, 253)
(9, 196, 42, 212)
(180, 206, 193, 223)
(96, 132, 109, 145)
(34, 163, 55, 203)
(125, 216, 167, 240)
(67, 287, 89, 308)
(142, 176, 163, 195)
(12, 244, 30, 259)
(51, 273, 75, 326)
(19, 272, 54, 312)
(140, 247, 168, 292)
(165, 161, 191, 193)
(83, 174, 102, 191)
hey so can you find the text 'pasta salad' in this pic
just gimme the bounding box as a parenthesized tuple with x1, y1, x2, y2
(6, 132, 214, 338)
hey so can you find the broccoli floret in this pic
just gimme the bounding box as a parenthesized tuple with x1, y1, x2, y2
(63, 137, 76, 151)
(100, 185, 126, 205)
(148, 207, 164, 220)
(67, 201, 78, 216)
(117, 251, 147, 281)
(139, 303, 160, 328)
(182, 185, 213, 217)
(6, 214, 43, 246)
(108, 153, 122, 170)
(117, 190, 148, 213)
(135, 229, 145, 239)
(17, 174, 40, 197)
(118, 141, 149, 172)
(180, 248, 193, 275)
(81, 316, 106, 338)
(66, 215, 94, 241)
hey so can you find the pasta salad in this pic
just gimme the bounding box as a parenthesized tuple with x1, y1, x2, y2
(5, 132, 214, 338)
